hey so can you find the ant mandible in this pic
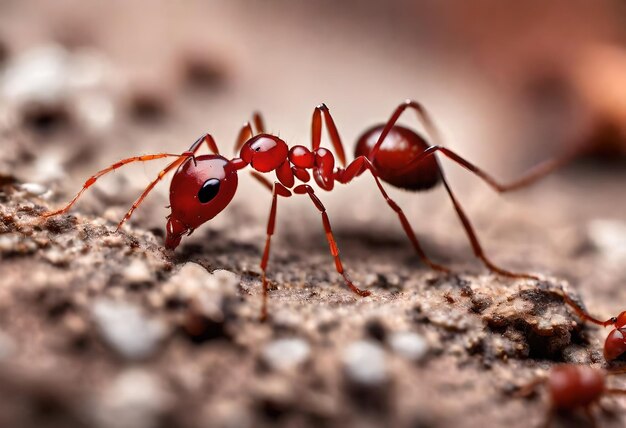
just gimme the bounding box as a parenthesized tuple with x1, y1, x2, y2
(43, 100, 578, 320)
(516, 364, 626, 427)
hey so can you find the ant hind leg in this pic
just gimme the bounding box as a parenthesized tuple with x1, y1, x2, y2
(336, 156, 450, 274)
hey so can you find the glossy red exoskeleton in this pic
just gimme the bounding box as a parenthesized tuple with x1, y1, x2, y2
(517, 364, 626, 427)
(559, 294, 626, 362)
(45, 100, 576, 319)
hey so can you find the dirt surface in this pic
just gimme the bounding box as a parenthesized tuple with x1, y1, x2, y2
(2, 2, 626, 428)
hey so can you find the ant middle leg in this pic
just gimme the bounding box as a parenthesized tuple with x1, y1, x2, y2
(336, 156, 450, 273)
(293, 184, 371, 297)
(258, 182, 292, 321)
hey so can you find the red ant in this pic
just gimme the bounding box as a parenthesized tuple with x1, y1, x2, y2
(559, 294, 626, 362)
(43, 100, 581, 320)
(517, 364, 626, 427)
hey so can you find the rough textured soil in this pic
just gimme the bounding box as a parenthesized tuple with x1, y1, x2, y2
(1, 2, 626, 428)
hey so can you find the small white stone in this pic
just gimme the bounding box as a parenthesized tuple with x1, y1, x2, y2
(389, 332, 429, 362)
(165, 263, 239, 298)
(19, 182, 49, 197)
(91, 299, 166, 360)
(92, 369, 172, 428)
(122, 259, 153, 284)
(588, 219, 626, 262)
(1, 44, 69, 104)
(342, 340, 388, 386)
(261, 338, 311, 372)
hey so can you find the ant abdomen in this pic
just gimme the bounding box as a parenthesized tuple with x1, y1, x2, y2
(355, 124, 441, 191)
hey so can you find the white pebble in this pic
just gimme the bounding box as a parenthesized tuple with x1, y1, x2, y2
(122, 259, 153, 284)
(588, 219, 626, 262)
(342, 340, 388, 386)
(19, 182, 49, 197)
(91, 299, 166, 360)
(389, 332, 429, 362)
(92, 369, 172, 428)
(1, 44, 69, 104)
(261, 338, 311, 372)
(165, 263, 239, 298)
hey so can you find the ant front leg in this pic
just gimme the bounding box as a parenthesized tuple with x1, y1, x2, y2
(259, 182, 292, 321)
(117, 134, 221, 229)
(233, 122, 254, 155)
(336, 156, 450, 273)
(43, 152, 192, 219)
(233, 111, 266, 155)
(311, 104, 347, 167)
(293, 184, 371, 297)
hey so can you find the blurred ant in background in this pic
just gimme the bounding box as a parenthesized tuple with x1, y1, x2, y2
(516, 364, 626, 427)
(43, 100, 594, 319)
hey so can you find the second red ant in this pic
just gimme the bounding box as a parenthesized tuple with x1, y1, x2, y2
(560, 294, 626, 362)
(43, 100, 584, 320)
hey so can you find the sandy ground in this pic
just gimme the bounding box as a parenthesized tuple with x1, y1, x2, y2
(1, 1, 626, 428)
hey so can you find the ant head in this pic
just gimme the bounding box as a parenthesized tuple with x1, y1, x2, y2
(604, 328, 626, 361)
(165, 155, 238, 249)
(240, 134, 288, 172)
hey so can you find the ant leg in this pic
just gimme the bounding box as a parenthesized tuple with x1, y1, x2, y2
(259, 182, 292, 321)
(233, 122, 254, 155)
(395, 145, 588, 193)
(252, 111, 265, 134)
(438, 167, 539, 279)
(191, 133, 220, 155)
(117, 134, 223, 229)
(293, 184, 371, 297)
(559, 292, 613, 326)
(116, 154, 195, 230)
(336, 156, 450, 273)
(370, 100, 444, 161)
(311, 104, 347, 167)
(43, 153, 190, 218)
(370, 100, 589, 188)
(250, 171, 273, 192)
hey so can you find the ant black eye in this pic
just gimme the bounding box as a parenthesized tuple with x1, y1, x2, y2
(198, 178, 220, 203)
